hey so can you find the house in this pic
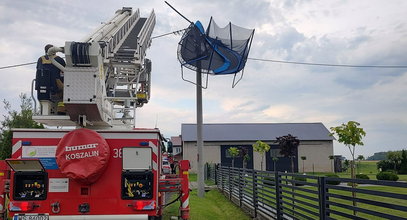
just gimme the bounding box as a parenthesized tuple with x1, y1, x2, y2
(181, 123, 334, 173)
(170, 135, 183, 161)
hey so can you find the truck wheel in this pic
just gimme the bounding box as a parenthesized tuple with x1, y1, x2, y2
(148, 216, 162, 220)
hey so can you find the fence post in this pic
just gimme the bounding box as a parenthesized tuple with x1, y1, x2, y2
(275, 171, 282, 220)
(214, 164, 218, 185)
(318, 176, 327, 220)
(219, 166, 225, 192)
(252, 169, 258, 218)
(229, 166, 232, 200)
(239, 168, 243, 207)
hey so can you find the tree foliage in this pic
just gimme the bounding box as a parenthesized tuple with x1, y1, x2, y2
(330, 121, 365, 215)
(366, 152, 387, 161)
(387, 151, 402, 171)
(0, 94, 43, 159)
(252, 140, 270, 171)
(276, 134, 300, 172)
(400, 150, 407, 174)
(330, 121, 366, 178)
(277, 134, 299, 158)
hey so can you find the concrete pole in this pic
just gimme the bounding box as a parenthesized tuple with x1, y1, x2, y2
(196, 66, 205, 197)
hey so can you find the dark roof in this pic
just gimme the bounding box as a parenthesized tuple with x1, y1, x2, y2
(181, 123, 334, 142)
(170, 136, 182, 146)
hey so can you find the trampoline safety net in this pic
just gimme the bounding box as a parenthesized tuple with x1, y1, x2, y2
(177, 17, 254, 75)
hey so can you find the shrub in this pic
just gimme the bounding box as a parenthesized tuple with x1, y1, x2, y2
(355, 174, 370, 180)
(376, 172, 399, 181)
(377, 160, 397, 172)
(325, 174, 341, 185)
(293, 176, 307, 186)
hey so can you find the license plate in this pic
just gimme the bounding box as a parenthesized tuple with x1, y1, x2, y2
(13, 214, 49, 220)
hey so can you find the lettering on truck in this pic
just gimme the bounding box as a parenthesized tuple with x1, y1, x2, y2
(64, 143, 99, 160)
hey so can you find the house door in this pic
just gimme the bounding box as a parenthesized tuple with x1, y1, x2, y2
(220, 145, 253, 169)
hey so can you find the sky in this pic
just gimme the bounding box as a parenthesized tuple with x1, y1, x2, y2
(0, 0, 406, 159)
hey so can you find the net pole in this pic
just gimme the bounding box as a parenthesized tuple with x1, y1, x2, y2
(196, 63, 205, 198)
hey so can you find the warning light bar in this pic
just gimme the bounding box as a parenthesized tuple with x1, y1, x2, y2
(9, 201, 35, 212)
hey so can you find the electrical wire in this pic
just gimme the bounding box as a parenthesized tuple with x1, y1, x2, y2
(1, 29, 407, 70)
(247, 57, 407, 69)
(151, 28, 187, 40)
(0, 62, 36, 70)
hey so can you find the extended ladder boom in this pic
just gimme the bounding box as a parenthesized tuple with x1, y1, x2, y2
(34, 7, 155, 128)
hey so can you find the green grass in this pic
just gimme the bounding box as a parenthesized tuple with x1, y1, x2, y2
(163, 189, 251, 220)
(187, 173, 215, 185)
(189, 173, 197, 182)
(289, 185, 407, 220)
(312, 161, 407, 181)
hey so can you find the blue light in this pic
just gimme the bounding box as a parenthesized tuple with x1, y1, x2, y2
(22, 141, 31, 146)
(140, 142, 149, 146)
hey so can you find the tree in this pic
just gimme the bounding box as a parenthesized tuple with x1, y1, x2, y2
(330, 121, 366, 216)
(0, 94, 43, 159)
(300, 156, 307, 173)
(387, 151, 402, 172)
(343, 159, 350, 173)
(227, 147, 240, 167)
(330, 121, 366, 179)
(329, 155, 335, 173)
(400, 150, 407, 174)
(277, 134, 300, 173)
(357, 155, 364, 174)
(252, 140, 270, 171)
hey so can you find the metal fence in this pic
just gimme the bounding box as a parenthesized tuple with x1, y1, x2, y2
(216, 166, 407, 220)
(204, 163, 217, 181)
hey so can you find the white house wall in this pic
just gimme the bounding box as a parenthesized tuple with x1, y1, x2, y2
(183, 142, 221, 173)
(183, 140, 333, 173)
(297, 140, 334, 173)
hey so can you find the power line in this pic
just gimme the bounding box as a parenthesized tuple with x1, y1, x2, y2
(0, 61, 36, 70)
(0, 29, 187, 70)
(248, 57, 407, 68)
(2, 29, 407, 70)
(151, 28, 187, 40)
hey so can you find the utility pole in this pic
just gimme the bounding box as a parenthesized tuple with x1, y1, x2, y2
(196, 64, 205, 197)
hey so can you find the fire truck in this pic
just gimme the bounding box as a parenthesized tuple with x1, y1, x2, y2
(0, 7, 190, 220)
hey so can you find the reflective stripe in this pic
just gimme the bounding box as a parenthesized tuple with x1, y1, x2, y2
(12, 141, 22, 158)
(152, 161, 158, 171)
(149, 141, 158, 156)
(149, 141, 158, 171)
(41, 55, 56, 64)
(182, 196, 189, 208)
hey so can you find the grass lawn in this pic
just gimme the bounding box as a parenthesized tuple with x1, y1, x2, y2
(286, 185, 407, 220)
(187, 173, 214, 185)
(162, 189, 251, 220)
(313, 161, 407, 181)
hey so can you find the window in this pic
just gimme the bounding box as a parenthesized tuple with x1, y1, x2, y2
(270, 149, 283, 158)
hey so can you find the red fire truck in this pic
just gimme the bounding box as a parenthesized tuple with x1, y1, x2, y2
(0, 7, 190, 220)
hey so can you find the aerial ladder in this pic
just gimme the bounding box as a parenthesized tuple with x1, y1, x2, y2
(11, 7, 192, 220)
(33, 7, 155, 128)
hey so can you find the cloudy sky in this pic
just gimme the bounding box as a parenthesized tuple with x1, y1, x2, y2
(0, 0, 406, 159)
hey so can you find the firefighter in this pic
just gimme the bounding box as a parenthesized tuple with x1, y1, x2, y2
(35, 44, 66, 114)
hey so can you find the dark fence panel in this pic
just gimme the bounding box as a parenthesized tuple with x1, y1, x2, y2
(216, 166, 407, 220)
